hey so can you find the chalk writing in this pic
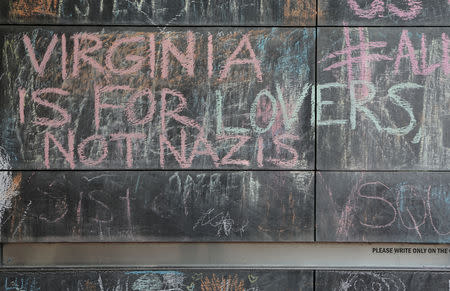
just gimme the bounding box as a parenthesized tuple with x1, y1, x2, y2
(319, 0, 450, 25)
(0, 171, 314, 242)
(317, 172, 450, 243)
(193, 208, 249, 237)
(0, 269, 311, 290)
(318, 27, 450, 170)
(317, 271, 450, 291)
(10, 0, 59, 17)
(5, 0, 316, 25)
(200, 274, 245, 291)
(11, 27, 448, 172)
(327, 271, 406, 291)
(347, 0, 422, 20)
(4, 276, 40, 291)
(0, 28, 315, 170)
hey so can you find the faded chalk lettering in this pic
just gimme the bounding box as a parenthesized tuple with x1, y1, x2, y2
(4, 0, 316, 25)
(317, 172, 450, 243)
(0, 171, 314, 242)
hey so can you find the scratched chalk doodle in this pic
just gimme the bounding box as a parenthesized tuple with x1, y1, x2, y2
(0, 147, 20, 236)
(335, 272, 406, 291)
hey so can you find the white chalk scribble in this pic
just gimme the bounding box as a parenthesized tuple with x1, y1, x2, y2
(193, 208, 249, 237)
(336, 272, 406, 291)
(0, 147, 20, 238)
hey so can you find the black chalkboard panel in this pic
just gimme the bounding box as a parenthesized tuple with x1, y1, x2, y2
(0, 27, 315, 170)
(0, 0, 316, 26)
(319, 0, 450, 26)
(0, 171, 314, 242)
(0, 269, 313, 290)
(318, 27, 450, 170)
(316, 271, 450, 290)
(317, 172, 450, 243)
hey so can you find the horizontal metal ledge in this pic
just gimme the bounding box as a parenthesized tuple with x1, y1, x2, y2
(3, 242, 450, 269)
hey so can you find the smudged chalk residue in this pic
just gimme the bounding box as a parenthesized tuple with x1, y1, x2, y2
(10, 0, 59, 17)
(443, 115, 450, 148)
(337, 271, 406, 291)
(0, 147, 21, 238)
(131, 273, 163, 291)
(128, 271, 185, 291)
(125, 271, 183, 275)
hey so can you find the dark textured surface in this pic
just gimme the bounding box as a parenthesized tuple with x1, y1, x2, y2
(0, 269, 314, 290)
(0, 0, 449, 249)
(0, 27, 315, 170)
(319, 0, 450, 26)
(316, 271, 450, 290)
(1, 0, 316, 26)
(2, 269, 450, 290)
(0, 171, 314, 242)
(318, 27, 449, 170)
(317, 172, 450, 243)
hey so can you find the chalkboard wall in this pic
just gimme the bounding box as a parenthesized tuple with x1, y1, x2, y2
(0, 0, 317, 25)
(317, 172, 450, 243)
(0, 0, 449, 288)
(316, 270, 450, 290)
(0, 269, 449, 290)
(1, 171, 314, 242)
(318, 27, 449, 170)
(319, 0, 450, 26)
(0, 269, 314, 290)
(0, 27, 315, 170)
